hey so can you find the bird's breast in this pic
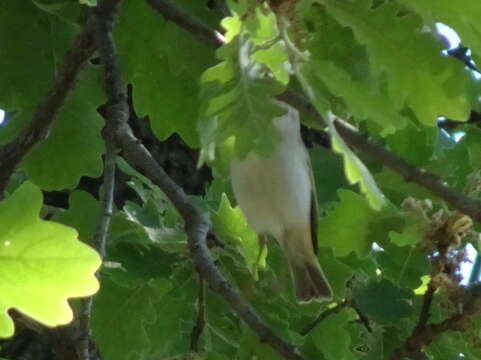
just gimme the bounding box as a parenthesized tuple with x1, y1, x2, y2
(230, 140, 312, 240)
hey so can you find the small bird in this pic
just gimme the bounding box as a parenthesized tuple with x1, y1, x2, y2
(230, 103, 332, 302)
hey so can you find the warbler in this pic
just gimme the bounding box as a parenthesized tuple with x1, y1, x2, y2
(230, 103, 332, 302)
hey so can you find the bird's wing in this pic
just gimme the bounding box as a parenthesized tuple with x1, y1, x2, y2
(307, 153, 320, 254)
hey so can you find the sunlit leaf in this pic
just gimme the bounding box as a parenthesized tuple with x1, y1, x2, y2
(328, 116, 386, 210)
(198, 36, 286, 159)
(0, 182, 100, 337)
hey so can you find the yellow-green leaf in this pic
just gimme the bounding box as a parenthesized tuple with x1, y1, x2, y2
(0, 182, 101, 337)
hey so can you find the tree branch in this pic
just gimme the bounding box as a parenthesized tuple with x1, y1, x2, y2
(392, 218, 470, 360)
(93, 1, 305, 359)
(145, 0, 225, 48)
(280, 90, 481, 223)
(132, 5, 481, 356)
(0, 22, 95, 198)
(332, 119, 481, 223)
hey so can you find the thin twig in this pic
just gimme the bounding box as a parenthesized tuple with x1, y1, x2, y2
(78, 124, 118, 360)
(350, 299, 373, 333)
(300, 299, 348, 336)
(77, 2, 121, 359)
(95, 139, 117, 259)
(145, 0, 225, 47)
(91, 0, 122, 254)
(0, 22, 95, 198)
(190, 278, 206, 352)
(94, 1, 305, 359)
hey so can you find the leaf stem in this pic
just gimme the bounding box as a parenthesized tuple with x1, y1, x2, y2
(300, 299, 349, 336)
(350, 299, 373, 333)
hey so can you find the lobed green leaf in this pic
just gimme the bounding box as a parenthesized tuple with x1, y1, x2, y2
(0, 182, 101, 337)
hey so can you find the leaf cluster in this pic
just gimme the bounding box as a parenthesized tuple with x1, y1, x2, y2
(1, 1, 481, 360)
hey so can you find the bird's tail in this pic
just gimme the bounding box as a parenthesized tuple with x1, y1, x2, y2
(282, 229, 332, 303)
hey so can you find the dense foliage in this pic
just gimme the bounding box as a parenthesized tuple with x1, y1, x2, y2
(1, 0, 481, 359)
